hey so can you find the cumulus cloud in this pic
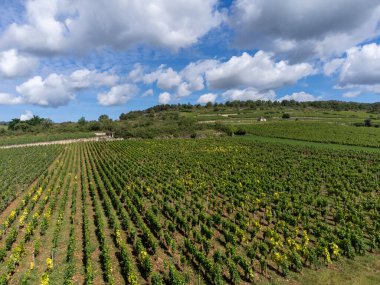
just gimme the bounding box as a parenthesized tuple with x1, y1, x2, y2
(16, 74, 74, 107)
(142, 53, 309, 103)
(342, 91, 361, 98)
(140, 52, 312, 101)
(323, 43, 380, 95)
(0, 93, 24, 105)
(175, 82, 192, 98)
(144, 67, 182, 90)
(338, 44, 380, 90)
(180, 60, 218, 91)
(142, 59, 218, 98)
(206, 51, 313, 90)
(0, 0, 69, 54)
(0, 49, 37, 78)
(128, 64, 144, 83)
(158, 92, 171, 104)
(0, 0, 223, 54)
(222, 88, 276, 101)
(278, 92, 321, 102)
(0, 68, 119, 107)
(197, 93, 217, 104)
(20, 110, 34, 121)
(97, 84, 137, 106)
(229, 0, 380, 60)
(68, 69, 119, 89)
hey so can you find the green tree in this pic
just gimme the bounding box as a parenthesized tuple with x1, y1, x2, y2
(98, 115, 114, 131)
(78, 116, 86, 126)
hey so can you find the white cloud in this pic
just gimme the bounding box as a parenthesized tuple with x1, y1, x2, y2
(206, 51, 313, 90)
(197, 93, 217, 104)
(0, 49, 37, 78)
(323, 58, 344, 76)
(342, 91, 361, 98)
(16, 74, 74, 107)
(138, 52, 312, 100)
(144, 67, 182, 90)
(142, 89, 154, 97)
(1, 68, 120, 107)
(278, 92, 321, 102)
(0, 0, 223, 54)
(229, 0, 380, 60)
(0, 0, 69, 54)
(338, 43, 380, 89)
(20, 110, 33, 121)
(97, 83, 137, 106)
(324, 43, 380, 95)
(222, 88, 276, 101)
(68, 69, 119, 89)
(141, 59, 218, 99)
(158, 92, 171, 104)
(180, 59, 218, 91)
(128, 64, 144, 83)
(175, 82, 192, 98)
(0, 93, 24, 105)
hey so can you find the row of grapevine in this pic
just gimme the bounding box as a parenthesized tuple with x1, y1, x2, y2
(0, 137, 378, 284)
(83, 138, 379, 284)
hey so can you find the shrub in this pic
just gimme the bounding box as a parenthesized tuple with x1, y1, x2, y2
(234, 128, 246, 136)
(214, 123, 234, 136)
(364, 118, 372, 127)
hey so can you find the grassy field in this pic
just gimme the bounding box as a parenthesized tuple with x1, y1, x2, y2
(0, 138, 378, 284)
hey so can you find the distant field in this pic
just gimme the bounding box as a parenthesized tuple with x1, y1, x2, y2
(241, 135, 380, 153)
(0, 132, 95, 146)
(237, 120, 380, 148)
(191, 108, 379, 124)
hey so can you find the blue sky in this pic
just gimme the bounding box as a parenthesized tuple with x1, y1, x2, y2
(0, 0, 380, 122)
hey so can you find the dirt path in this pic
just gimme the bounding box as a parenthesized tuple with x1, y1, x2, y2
(0, 137, 123, 149)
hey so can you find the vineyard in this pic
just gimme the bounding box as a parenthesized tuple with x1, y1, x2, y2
(0, 138, 378, 284)
(240, 121, 380, 148)
(0, 146, 62, 213)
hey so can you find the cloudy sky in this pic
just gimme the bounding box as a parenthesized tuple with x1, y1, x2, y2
(0, 0, 380, 122)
